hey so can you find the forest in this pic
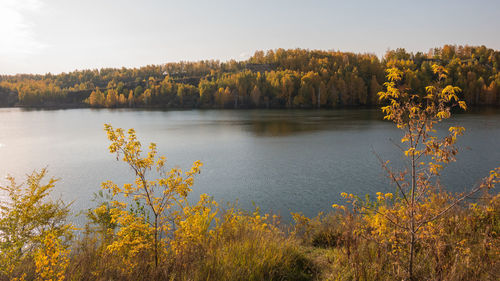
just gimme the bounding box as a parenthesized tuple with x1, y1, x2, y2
(0, 62, 499, 281)
(1, 45, 500, 109)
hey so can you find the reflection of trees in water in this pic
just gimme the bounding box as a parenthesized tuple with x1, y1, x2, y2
(250, 119, 323, 136)
(247, 109, 384, 137)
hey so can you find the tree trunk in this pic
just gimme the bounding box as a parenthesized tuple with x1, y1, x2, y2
(154, 217, 158, 267)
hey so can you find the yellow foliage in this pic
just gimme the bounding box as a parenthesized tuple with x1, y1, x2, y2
(98, 124, 204, 269)
(171, 194, 218, 254)
(0, 169, 71, 279)
(34, 232, 70, 281)
(332, 63, 499, 280)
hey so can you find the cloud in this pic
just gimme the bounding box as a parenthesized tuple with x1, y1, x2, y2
(0, 0, 46, 57)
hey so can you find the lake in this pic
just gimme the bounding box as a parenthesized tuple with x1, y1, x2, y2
(0, 108, 499, 224)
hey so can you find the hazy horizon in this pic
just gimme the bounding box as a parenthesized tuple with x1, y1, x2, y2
(1, 0, 499, 75)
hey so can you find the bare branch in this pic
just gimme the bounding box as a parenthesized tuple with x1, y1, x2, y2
(373, 150, 410, 205)
(416, 185, 482, 231)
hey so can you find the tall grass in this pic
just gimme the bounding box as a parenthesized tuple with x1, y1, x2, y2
(292, 192, 500, 281)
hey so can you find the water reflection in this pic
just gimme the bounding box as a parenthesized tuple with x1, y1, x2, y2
(245, 109, 385, 137)
(249, 119, 324, 137)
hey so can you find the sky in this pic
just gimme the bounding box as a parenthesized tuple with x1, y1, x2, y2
(0, 0, 499, 75)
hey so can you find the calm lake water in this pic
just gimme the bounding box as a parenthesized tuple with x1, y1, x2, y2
(0, 108, 499, 223)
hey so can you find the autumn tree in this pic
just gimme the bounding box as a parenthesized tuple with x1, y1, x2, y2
(127, 90, 135, 107)
(250, 85, 262, 107)
(0, 169, 72, 280)
(369, 75, 382, 105)
(105, 88, 119, 108)
(102, 124, 203, 268)
(280, 71, 298, 108)
(336, 64, 499, 280)
(88, 88, 105, 107)
(199, 79, 216, 107)
(301, 71, 321, 108)
(118, 93, 127, 106)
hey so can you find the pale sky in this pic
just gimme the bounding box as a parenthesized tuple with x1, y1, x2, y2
(1, 0, 499, 75)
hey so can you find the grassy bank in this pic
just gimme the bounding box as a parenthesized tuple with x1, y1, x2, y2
(1, 172, 497, 281)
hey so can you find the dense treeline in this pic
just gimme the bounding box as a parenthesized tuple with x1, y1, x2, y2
(1, 45, 500, 108)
